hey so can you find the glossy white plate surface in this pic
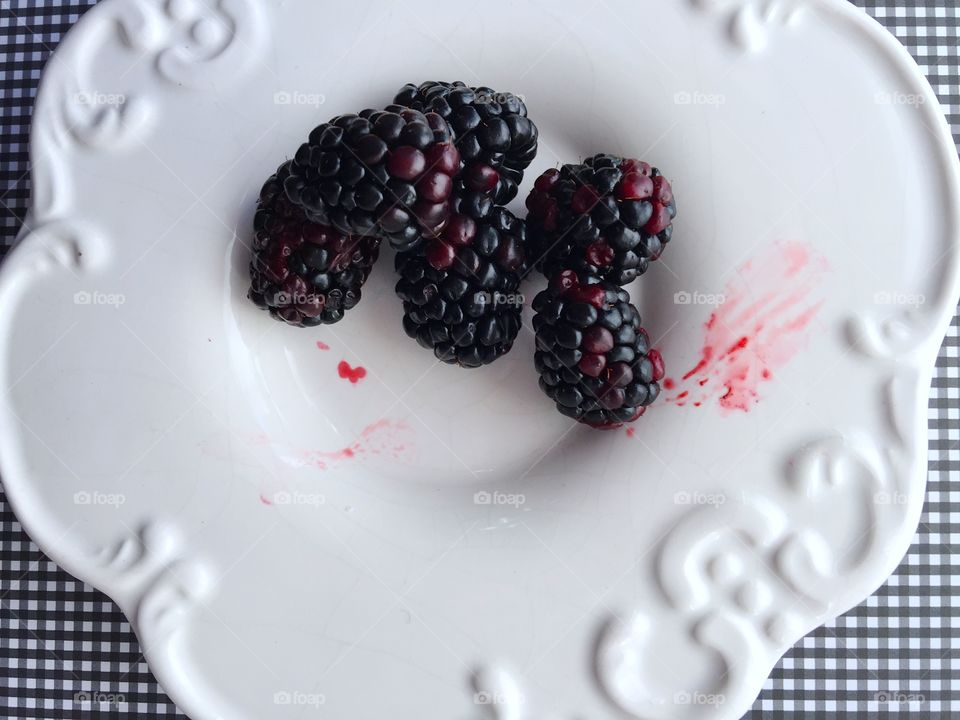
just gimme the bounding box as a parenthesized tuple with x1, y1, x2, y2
(1, 0, 958, 718)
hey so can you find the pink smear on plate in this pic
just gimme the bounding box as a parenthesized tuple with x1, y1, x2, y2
(337, 360, 367, 384)
(253, 419, 413, 504)
(664, 240, 828, 413)
(299, 418, 410, 470)
(316, 341, 330, 351)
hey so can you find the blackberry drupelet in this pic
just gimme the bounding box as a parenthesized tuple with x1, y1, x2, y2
(526, 154, 677, 285)
(394, 200, 528, 368)
(248, 163, 381, 327)
(394, 81, 538, 204)
(284, 107, 460, 253)
(533, 268, 664, 427)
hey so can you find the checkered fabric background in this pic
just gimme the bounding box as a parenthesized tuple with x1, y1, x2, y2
(0, 1, 957, 718)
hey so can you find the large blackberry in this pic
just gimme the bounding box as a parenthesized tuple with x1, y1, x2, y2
(394, 200, 527, 368)
(533, 268, 664, 427)
(394, 81, 538, 204)
(526, 154, 676, 285)
(248, 163, 380, 326)
(283, 107, 460, 252)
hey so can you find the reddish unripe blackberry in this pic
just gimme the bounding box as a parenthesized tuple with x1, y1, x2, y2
(248, 163, 380, 326)
(532, 268, 663, 426)
(283, 107, 460, 253)
(526, 154, 677, 285)
(394, 200, 528, 368)
(394, 81, 539, 204)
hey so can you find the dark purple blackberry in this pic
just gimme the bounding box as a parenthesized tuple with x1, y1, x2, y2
(532, 268, 665, 427)
(526, 154, 677, 285)
(248, 163, 380, 327)
(394, 201, 528, 368)
(283, 107, 460, 253)
(394, 81, 538, 204)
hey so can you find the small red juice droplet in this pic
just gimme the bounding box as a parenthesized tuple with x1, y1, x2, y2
(664, 378, 676, 390)
(316, 341, 330, 351)
(338, 360, 367, 384)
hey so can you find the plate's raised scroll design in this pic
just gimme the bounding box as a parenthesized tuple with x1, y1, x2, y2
(119, 0, 268, 88)
(28, 0, 267, 222)
(691, 0, 803, 53)
(594, 375, 923, 719)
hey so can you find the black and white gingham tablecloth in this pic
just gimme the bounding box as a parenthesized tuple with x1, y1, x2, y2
(0, 1, 957, 717)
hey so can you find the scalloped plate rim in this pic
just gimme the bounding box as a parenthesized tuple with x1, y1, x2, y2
(0, 0, 958, 718)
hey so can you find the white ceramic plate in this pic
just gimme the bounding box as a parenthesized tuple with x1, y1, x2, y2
(1, 0, 957, 718)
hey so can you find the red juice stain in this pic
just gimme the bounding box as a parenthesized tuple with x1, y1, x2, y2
(316, 341, 330, 351)
(664, 378, 676, 390)
(251, 422, 413, 503)
(338, 360, 367, 384)
(665, 240, 828, 414)
(625, 427, 637, 438)
(303, 418, 411, 470)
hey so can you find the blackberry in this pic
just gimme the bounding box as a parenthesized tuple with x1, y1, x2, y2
(248, 163, 380, 326)
(394, 200, 527, 368)
(532, 268, 664, 427)
(526, 154, 677, 285)
(283, 107, 460, 252)
(394, 81, 538, 204)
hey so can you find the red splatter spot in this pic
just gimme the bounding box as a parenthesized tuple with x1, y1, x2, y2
(666, 240, 828, 413)
(316, 341, 330, 351)
(338, 360, 367, 384)
(625, 427, 637, 438)
(259, 494, 273, 505)
(664, 378, 676, 390)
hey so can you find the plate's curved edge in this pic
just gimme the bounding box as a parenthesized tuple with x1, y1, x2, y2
(0, 224, 233, 720)
(592, 2, 960, 719)
(0, 1, 269, 719)
(0, 1, 957, 720)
